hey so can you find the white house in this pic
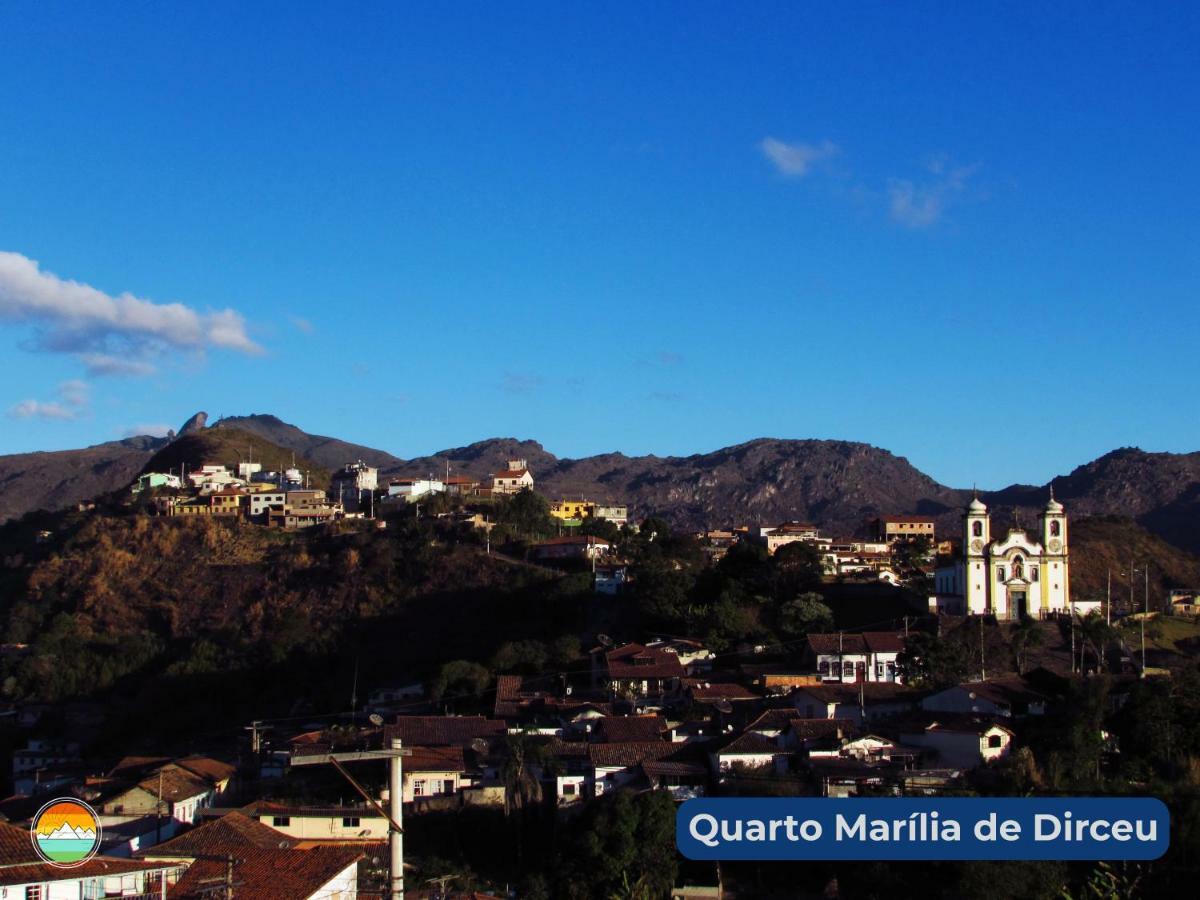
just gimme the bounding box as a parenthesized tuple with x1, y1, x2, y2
(711, 732, 787, 775)
(491, 459, 535, 495)
(249, 491, 288, 518)
(791, 683, 919, 725)
(387, 477, 445, 500)
(900, 719, 1014, 768)
(921, 678, 1048, 718)
(253, 803, 389, 840)
(802, 632, 906, 684)
(0, 822, 183, 900)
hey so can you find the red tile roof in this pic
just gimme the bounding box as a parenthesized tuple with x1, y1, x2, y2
(745, 709, 800, 733)
(382, 716, 505, 747)
(175, 755, 237, 785)
(604, 644, 685, 680)
(169, 844, 363, 899)
(717, 732, 783, 756)
(406, 746, 467, 773)
(135, 766, 214, 803)
(0, 824, 178, 886)
(684, 681, 760, 702)
(593, 715, 666, 743)
(141, 811, 300, 858)
(805, 632, 906, 655)
(588, 742, 681, 769)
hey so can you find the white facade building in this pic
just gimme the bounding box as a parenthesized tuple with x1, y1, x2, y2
(934, 491, 1070, 620)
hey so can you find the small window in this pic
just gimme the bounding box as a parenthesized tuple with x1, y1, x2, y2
(413, 780, 425, 797)
(562, 782, 576, 796)
(972, 521, 983, 537)
(272, 816, 290, 827)
(997, 567, 1006, 581)
(26, 887, 43, 900)
(342, 817, 360, 828)
(1050, 520, 1061, 537)
(987, 734, 1003, 749)
(1031, 567, 1039, 582)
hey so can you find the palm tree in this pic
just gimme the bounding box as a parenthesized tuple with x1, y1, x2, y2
(500, 733, 550, 868)
(1010, 615, 1044, 674)
(1077, 612, 1113, 674)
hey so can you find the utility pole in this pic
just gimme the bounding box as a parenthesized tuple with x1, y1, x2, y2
(979, 616, 986, 681)
(389, 737, 405, 900)
(1142, 564, 1150, 675)
(1070, 611, 1076, 674)
(1106, 568, 1112, 626)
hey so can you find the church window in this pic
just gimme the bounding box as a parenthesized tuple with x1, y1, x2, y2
(1050, 521, 1061, 537)
(1031, 567, 1039, 581)
(972, 522, 983, 537)
(997, 567, 1006, 581)
(1013, 556, 1024, 578)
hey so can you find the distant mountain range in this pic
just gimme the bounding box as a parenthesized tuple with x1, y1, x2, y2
(1, 412, 1198, 554)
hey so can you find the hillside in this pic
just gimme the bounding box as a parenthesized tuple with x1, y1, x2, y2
(214, 414, 403, 470)
(1067, 515, 1200, 607)
(141, 426, 333, 490)
(0, 436, 168, 523)
(2, 413, 1199, 556)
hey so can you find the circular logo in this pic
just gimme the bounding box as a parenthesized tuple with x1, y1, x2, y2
(30, 798, 101, 867)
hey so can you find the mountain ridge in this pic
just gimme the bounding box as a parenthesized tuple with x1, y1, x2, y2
(1, 413, 1198, 554)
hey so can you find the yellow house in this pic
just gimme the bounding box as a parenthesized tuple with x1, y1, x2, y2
(551, 499, 595, 521)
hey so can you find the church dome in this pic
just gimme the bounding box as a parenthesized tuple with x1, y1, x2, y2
(968, 496, 987, 514)
(1045, 486, 1064, 514)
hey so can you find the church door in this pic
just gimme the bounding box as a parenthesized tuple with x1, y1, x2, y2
(1012, 591, 1028, 620)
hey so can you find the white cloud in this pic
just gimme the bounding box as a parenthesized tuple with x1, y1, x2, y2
(59, 379, 89, 408)
(760, 138, 839, 177)
(9, 399, 76, 420)
(0, 251, 263, 373)
(8, 379, 90, 421)
(887, 162, 977, 228)
(80, 353, 157, 377)
(289, 316, 315, 334)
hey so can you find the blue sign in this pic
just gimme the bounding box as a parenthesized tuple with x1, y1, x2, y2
(677, 798, 1169, 860)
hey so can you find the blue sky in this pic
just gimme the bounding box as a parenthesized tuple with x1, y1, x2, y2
(1, 2, 1197, 488)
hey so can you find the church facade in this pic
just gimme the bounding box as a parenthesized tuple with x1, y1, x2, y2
(934, 492, 1070, 619)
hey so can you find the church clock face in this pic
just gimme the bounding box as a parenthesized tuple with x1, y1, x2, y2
(1048, 539, 1062, 553)
(970, 539, 983, 553)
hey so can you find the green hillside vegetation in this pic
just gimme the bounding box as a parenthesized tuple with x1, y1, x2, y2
(140, 425, 332, 490)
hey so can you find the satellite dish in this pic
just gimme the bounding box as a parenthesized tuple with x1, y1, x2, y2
(369, 713, 384, 727)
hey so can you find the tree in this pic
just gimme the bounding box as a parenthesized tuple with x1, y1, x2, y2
(772, 541, 824, 596)
(557, 790, 677, 899)
(491, 640, 550, 674)
(430, 659, 491, 703)
(495, 489, 556, 540)
(778, 592, 834, 641)
(1010, 616, 1045, 674)
(897, 631, 971, 688)
(1076, 612, 1113, 674)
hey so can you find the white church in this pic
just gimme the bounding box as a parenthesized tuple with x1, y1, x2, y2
(934, 490, 1070, 619)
